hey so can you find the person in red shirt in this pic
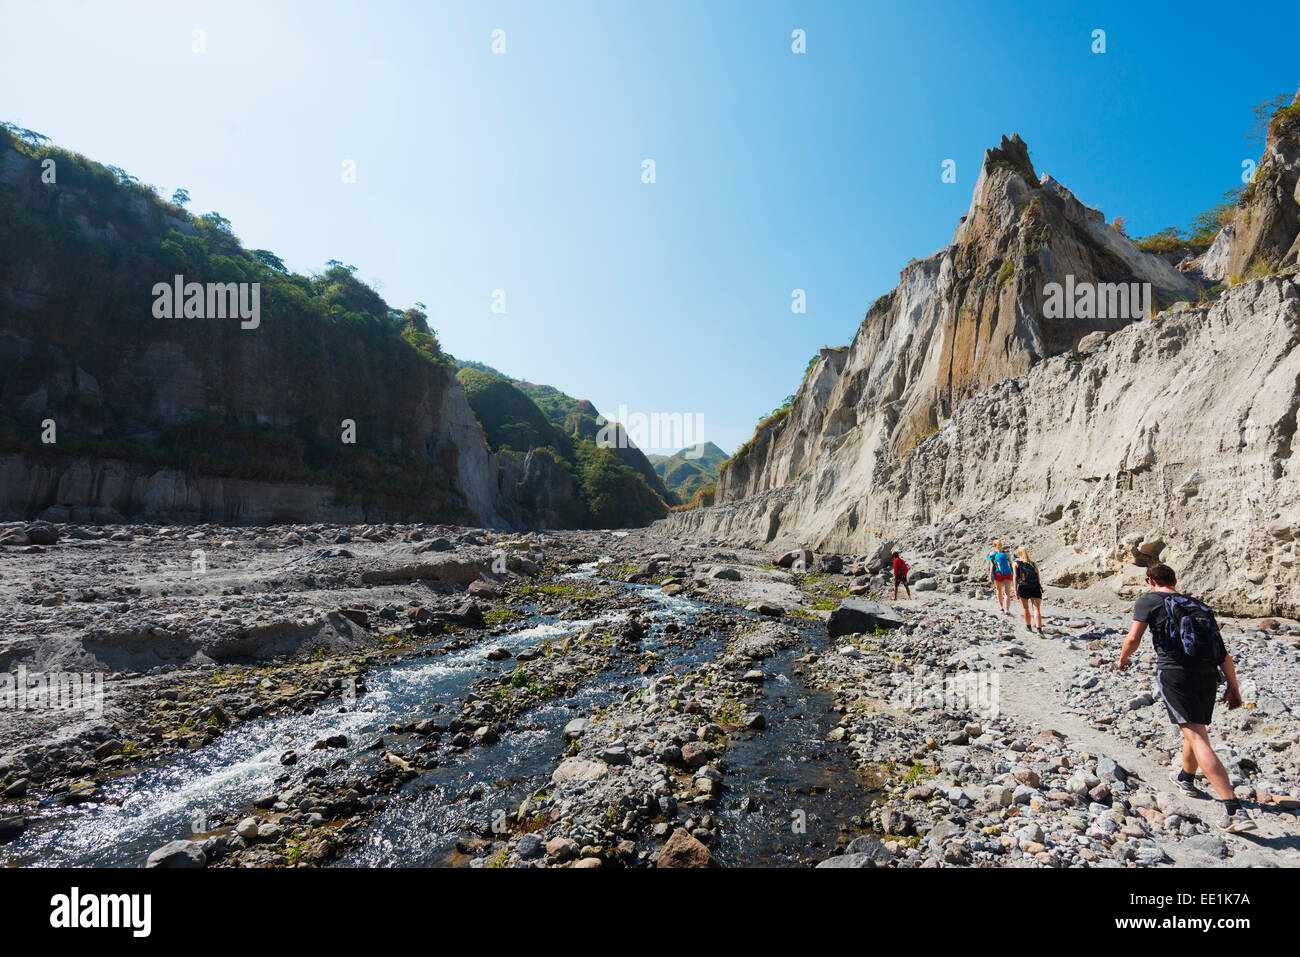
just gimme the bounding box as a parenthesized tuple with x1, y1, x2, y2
(892, 551, 911, 600)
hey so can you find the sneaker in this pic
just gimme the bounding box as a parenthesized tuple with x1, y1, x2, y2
(1169, 769, 1200, 796)
(1217, 807, 1257, 834)
(1037, 626, 1044, 635)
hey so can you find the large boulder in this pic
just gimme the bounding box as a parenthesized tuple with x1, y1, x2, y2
(145, 840, 207, 868)
(551, 758, 608, 784)
(656, 828, 720, 868)
(772, 548, 813, 570)
(452, 601, 485, 628)
(842, 834, 894, 864)
(864, 541, 895, 573)
(1112, 564, 1150, 597)
(361, 556, 490, 586)
(413, 537, 454, 553)
(827, 599, 905, 637)
(1136, 532, 1165, 558)
(562, 718, 589, 741)
(0, 816, 27, 844)
(818, 554, 844, 574)
(23, 521, 60, 545)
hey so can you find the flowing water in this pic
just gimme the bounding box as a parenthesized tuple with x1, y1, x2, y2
(6, 569, 875, 868)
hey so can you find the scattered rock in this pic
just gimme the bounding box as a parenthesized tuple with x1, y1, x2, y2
(145, 840, 207, 868)
(657, 828, 720, 868)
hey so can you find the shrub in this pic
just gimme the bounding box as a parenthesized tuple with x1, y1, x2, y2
(670, 484, 716, 512)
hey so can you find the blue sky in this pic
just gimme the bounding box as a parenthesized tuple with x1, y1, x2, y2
(2, 0, 1296, 453)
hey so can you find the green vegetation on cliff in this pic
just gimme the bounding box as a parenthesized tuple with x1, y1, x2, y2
(0, 123, 479, 519)
(454, 366, 670, 527)
(1132, 93, 1295, 256)
(0, 120, 683, 528)
(455, 369, 557, 455)
(509, 378, 673, 503)
(1132, 187, 1244, 255)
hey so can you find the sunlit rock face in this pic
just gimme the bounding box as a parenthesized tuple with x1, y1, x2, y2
(670, 133, 1300, 617)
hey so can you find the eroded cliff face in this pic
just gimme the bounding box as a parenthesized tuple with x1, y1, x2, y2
(673, 129, 1300, 616)
(1213, 84, 1300, 282)
(0, 138, 593, 528)
(715, 135, 1199, 506)
(494, 448, 579, 530)
(670, 272, 1300, 614)
(891, 275, 1299, 613)
(0, 318, 516, 526)
(0, 453, 374, 524)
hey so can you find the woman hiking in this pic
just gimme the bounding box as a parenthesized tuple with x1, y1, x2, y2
(986, 540, 1014, 614)
(891, 551, 911, 600)
(1013, 546, 1044, 633)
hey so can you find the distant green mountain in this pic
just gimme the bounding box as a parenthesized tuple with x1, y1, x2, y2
(453, 364, 675, 526)
(651, 441, 729, 499)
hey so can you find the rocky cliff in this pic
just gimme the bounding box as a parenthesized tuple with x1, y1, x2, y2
(669, 111, 1300, 616)
(0, 129, 665, 529)
(0, 131, 517, 525)
(713, 134, 1200, 505)
(1204, 86, 1300, 283)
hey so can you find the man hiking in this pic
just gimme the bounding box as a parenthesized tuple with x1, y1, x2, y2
(1116, 563, 1254, 833)
(892, 551, 911, 600)
(986, 540, 1014, 614)
(1012, 546, 1044, 634)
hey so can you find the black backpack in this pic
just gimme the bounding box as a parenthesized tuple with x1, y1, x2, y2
(1017, 562, 1039, 586)
(1156, 594, 1226, 664)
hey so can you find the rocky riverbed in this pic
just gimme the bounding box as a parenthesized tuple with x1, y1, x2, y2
(1, 518, 1297, 868)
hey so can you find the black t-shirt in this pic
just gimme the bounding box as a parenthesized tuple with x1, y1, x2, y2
(1132, 590, 1220, 673)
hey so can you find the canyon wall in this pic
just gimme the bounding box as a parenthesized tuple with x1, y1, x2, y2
(668, 97, 1300, 616)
